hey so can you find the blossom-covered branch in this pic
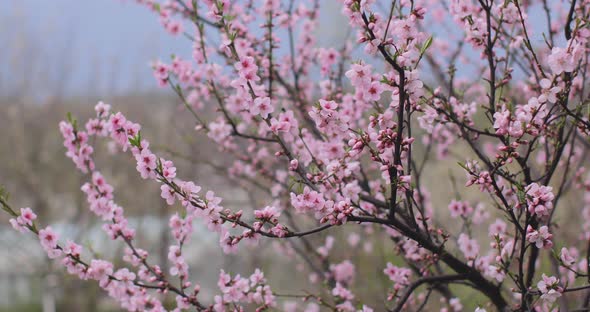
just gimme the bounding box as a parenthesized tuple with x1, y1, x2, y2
(4, 0, 590, 311)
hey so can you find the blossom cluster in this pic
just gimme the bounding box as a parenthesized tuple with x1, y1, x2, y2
(3, 0, 590, 311)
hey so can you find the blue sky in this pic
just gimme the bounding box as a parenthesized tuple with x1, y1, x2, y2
(1, 0, 552, 100)
(1, 1, 192, 97)
(1, 1, 348, 99)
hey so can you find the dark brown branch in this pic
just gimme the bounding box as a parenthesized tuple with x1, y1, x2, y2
(393, 274, 467, 312)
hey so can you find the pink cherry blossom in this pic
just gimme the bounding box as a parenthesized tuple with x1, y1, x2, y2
(458, 233, 479, 260)
(537, 274, 563, 303)
(526, 225, 553, 249)
(3, 1, 590, 311)
(251, 96, 274, 118)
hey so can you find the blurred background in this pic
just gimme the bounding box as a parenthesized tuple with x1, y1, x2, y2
(1, 1, 566, 311)
(0, 1, 368, 311)
(0, 1, 213, 311)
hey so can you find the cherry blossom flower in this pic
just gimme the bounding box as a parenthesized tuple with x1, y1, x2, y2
(526, 225, 553, 249)
(537, 274, 563, 303)
(458, 233, 479, 260)
(548, 47, 576, 74)
(251, 96, 274, 118)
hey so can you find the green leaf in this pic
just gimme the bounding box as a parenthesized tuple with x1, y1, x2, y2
(156, 158, 163, 172)
(66, 112, 78, 130)
(516, 189, 526, 204)
(128, 132, 142, 148)
(420, 36, 433, 55)
(456, 162, 469, 171)
(215, 0, 224, 11)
